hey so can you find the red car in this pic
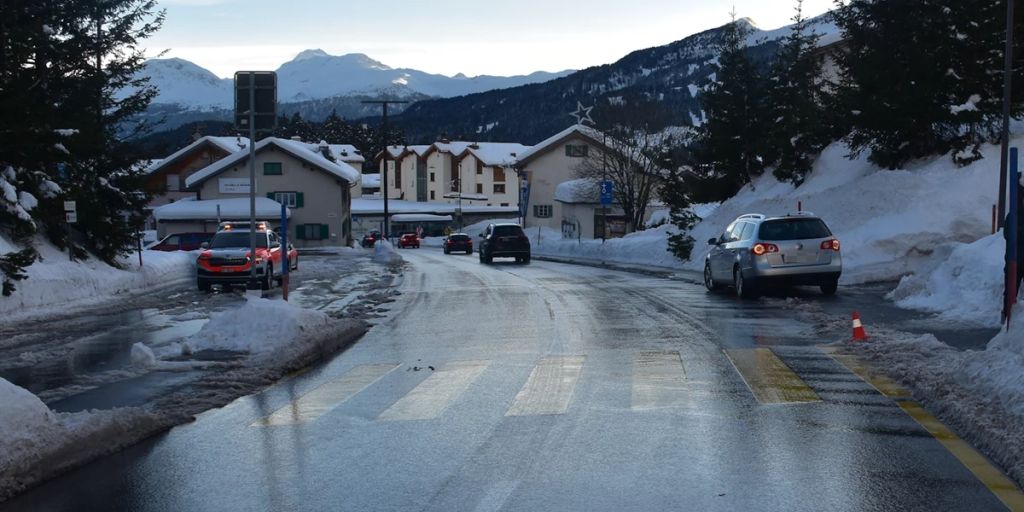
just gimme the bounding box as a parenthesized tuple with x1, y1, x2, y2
(399, 233, 420, 249)
(195, 222, 298, 291)
(149, 232, 213, 251)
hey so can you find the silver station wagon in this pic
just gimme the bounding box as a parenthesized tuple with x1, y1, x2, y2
(704, 212, 842, 298)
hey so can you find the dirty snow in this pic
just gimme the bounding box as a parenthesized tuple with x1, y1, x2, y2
(372, 239, 403, 265)
(184, 296, 333, 356)
(0, 234, 196, 321)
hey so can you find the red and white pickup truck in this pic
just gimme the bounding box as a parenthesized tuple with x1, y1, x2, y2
(196, 223, 298, 291)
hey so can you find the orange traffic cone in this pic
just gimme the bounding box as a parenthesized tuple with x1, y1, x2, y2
(852, 311, 868, 341)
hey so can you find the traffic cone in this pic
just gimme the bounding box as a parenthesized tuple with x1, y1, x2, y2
(852, 311, 868, 341)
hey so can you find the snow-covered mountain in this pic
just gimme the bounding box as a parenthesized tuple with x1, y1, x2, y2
(139, 50, 574, 110)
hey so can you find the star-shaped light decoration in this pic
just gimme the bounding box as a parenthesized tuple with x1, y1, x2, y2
(569, 101, 594, 126)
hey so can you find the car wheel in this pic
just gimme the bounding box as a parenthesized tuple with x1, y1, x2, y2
(198, 279, 211, 292)
(820, 279, 839, 296)
(734, 267, 756, 299)
(261, 265, 273, 291)
(467, 248, 472, 255)
(704, 262, 721, 291)
(523, 254, 531, 264)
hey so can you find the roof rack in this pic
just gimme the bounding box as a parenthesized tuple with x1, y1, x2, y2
(737, 213, 766, 220)
(791, 211, 817, 217)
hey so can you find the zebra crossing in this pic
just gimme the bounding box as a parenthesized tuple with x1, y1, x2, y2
(252, 347, 870, 427)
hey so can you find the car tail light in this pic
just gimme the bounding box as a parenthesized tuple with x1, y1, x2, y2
(820, 239, 841, 251)
(518, 235, 528, 242)
(198, 252, 211, 260)
(752, 243, 779, 256)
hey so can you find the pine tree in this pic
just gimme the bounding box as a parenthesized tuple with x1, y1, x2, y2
(833, 0, 1022, 169)
(2, 2, 164, 270)
(691, 15, 771, 201)
(766, 1, 833, 185)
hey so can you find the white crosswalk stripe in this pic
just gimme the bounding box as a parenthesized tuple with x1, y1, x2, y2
(378, 360, 490, 421)
(631, 351, 688, 410)
(506, 355, 586, 416)
(254, 363, 398, 426)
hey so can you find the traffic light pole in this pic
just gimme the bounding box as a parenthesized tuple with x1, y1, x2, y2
(248, 72, 259, 290)
(999, 0, 1015, 230)
(363, 99, 408, 242)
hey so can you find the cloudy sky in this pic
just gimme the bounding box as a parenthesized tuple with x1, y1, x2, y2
(149, 0, 835, 78)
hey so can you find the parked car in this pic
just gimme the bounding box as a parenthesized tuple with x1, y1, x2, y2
(399, 233, 420, 249)
(478, 223, 530, 264)
(195, 222, 298, 292)
(361, 231, 382, 248)
(149, 232, 213, 252)
(704, 212, 842, 298)
(444, 233, 473, 254)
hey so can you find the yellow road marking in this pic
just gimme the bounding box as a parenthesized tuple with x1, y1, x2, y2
(724, 348, 821, 404)
(254, 363, 398, 426)
(378, 361, 489, 421)
(506, 356, 586, 416)
(900, 402, 1024, 511)
(825, 348, 1024, 511)
(632, 351, 688, 410)
(820, 346, 910, 398)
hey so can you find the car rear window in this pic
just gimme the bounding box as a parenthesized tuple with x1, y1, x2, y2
(211, 232, 268, 248)
(492, 225, 524, 237)
(757, 219, 832, 240)
(450, 235, 469, 241)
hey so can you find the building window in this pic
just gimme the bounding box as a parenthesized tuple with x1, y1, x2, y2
(534, 205, 553, 218)
(430, 190, 435, 200)
(565, 145, 589, 158)
(493, 168, 506, 182)
(476, 183, 483, 194)
(395, 166, 402, 186)
(270, 191, 302, 208)
(263, 162, 283, 175)
(430, 172, 435, 182)
(476, 162, 483, 175)
(166, 174, 180, 192)
(493, 184, 506, 194)
(501, 203, 509, 207)
(296, 224, 328, 240)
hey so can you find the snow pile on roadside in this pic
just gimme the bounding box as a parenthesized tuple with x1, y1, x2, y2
(847, 302, 1024, 486)
(887, 233, 1005, 327)
(0, 234, 196, 321)
(184, 296, 332, 356)
(0, 377, 166, 501)
(530, 224, 686, 269)
(372, 239, 403, 265)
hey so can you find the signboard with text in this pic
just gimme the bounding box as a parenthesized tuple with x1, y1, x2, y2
(600, 180, 614, 205)
(219, 178, 251, 194)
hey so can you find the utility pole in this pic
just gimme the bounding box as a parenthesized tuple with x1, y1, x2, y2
(247, 72, 258, 290)
(999, 0, 1016, 230)
(362, 100, 408, 241)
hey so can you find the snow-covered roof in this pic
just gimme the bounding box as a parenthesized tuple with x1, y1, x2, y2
(352, 198, 518, 215)
(391, 214, 453, 222)
(515, 125, 607, 167)
(185, 137, 361, 188)
(153, 197, 289, 221)
(554, 178, 601, 204)
(146, 136, 250, 175)
(456, 142, 532, 167)
(361, 173, 381, 188)
(442, 192, 489, 201)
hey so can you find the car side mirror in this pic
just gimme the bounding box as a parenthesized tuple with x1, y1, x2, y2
(200, 242, 209, 249)
(707, 238, 718, 246)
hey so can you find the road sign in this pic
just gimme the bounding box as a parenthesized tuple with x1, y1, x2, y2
(234, 71, 277, 133)
(65, 212, 77, 223)
(600, 180, 614, 205)
(63, 201, 76, 212)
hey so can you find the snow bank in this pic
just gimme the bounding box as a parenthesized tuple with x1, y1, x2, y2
(371, 239, 403, 266)
(0, 235, 196, 321)
(0, 377, 166, 501)
(530, 224, 686, 270)
(184, 296, 332, 356)
(887, 233, 1005, 327)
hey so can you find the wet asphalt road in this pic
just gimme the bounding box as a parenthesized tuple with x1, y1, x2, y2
(1, 249, 1011, 511)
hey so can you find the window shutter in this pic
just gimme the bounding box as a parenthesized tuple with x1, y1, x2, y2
(296, 224, 305, 240)
(296, 192, 304, 208)
(319, 224, 329, 240)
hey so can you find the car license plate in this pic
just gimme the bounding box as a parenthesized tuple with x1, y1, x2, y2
(220, 267, 235, 273)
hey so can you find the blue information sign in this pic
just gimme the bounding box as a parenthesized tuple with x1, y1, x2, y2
(600, 180, 613, 205)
